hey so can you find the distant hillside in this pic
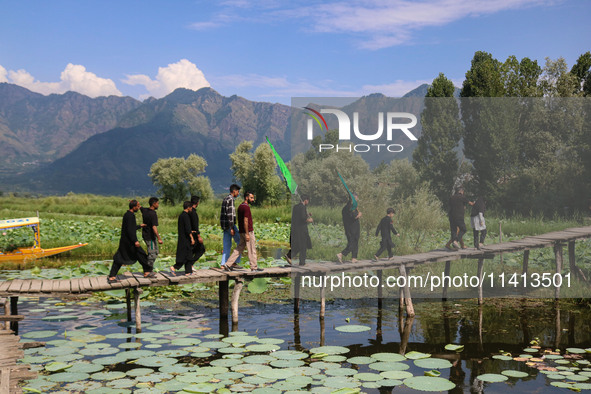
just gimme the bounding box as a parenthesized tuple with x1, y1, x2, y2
(19, 88, 291, 194)
(0, 83, 141, 175)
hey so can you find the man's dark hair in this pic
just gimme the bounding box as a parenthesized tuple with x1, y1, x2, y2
(244, 191, 254, 199)
(230, 184, 241, 192)
(149, 197, 159, 207)
(183, 201, 192, 210)
(301, 194, 310, 202)
(386, 208, 395, 215)
(129, 200, 139, 210)
(191, 195, 200, 205)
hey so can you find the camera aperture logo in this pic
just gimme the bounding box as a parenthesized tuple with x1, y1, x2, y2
(304, 107, 418, 153)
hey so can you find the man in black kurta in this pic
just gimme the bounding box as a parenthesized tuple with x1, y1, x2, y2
(108, 200, 153, 281)
(290, 195, 313, 266)
(189, 196, 205, 264)
(172, 201, 195, 276)
(374, 208, 399, 260)
(337, 197, 362, 263)
(445, 189, 474, 250)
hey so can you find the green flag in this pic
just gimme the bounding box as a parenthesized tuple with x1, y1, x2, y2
(337, 171, 358, 211)
(266, 136, 298, 194)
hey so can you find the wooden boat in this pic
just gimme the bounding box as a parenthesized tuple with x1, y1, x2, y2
(0, 217, 87, 262)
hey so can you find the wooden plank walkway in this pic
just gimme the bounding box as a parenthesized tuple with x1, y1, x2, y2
(0, 225, 589, 297)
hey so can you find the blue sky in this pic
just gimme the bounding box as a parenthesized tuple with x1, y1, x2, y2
(0, 0, 589, 104)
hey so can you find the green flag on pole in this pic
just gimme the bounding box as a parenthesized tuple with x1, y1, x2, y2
(337, 171, 358, 211)
(266, 136, 298, 195)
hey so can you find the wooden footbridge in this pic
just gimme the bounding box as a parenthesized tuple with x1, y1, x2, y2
(0, 225, 590, 330)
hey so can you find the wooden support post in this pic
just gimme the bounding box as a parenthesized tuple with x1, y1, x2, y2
(231, 278, 244, 325)
(398, 264, 415, 317)
(568, 241, 576, 278)
(219, 280, 229, 319)
(442, 261, 451, 301)
(554, 243, 563, 300)
(3, 299, 8, 330)
(294, 274, 300, 315)
(319, 275, 326, 319)
(399, 286, 404, 313)
(499, 221, 503, 265)
(133, 288, 142, 332)
(125, 289, 132, 322)
(522, 250, 530, 275)
(377, 270, 383, 310)
(477, 258, 484, 305)
(319, 316, 325, 347)
(9, 297, 18, 332)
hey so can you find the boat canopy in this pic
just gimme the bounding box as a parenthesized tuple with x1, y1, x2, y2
(0, 217, 40, 231)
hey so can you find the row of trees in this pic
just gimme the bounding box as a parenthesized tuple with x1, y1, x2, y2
(413, 51, 591, 215)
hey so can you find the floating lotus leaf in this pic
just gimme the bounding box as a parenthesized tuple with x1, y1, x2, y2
(567, 348, 587, 354)
(335, 325, 371, 333)
(244, 343, 281, 352)
(242, 355, 276, 364)
(204, 334, 224, 339)
(270, 359, 305, 368)
(71, 334, 107, 343)
(501, 370, 529, 378)
(54, 354, 84, 363)
(309, 346, 349, 355)
(45, 362, 72, 372)
(123, 368, 154, 377)
(272, 350, 309, 360)
(517, 354, 533, 359)
(403, 376, 456, 391)
(190, 352, 212, 358)
(176, 374, 213, 384)
(194, 366, 229, 376)
(135, 356, 178, 367)
(218, 371, 245, 380)
(42, 315, 78, 322)
(85, 343, 111, 349)
(21, 378, 57, 392)
(218, 347, 246, 354)
(63, 381, 103, 391)
(222, 335, 259, 344)
(259, 368, 296, 380)
(252, 388, 282, 394)
(118, 342, 142, 349)
(200, 341, 230, 349)
(425, 370, 441, 377)
(107, 378, 136, 388)
(404, 351, 431, 360)
(118, 350, 156, 360)
(248, 278, 268, 294)
(381, 370, 413, 380)
(477, 373, 509, 382)
(285, 375, 314, 386)
(577, 360, 591, 366)
(414, 358, 453, 369)
(231, 363, 273, 375)
(550, 382, 574, 388)
(547, 373, 569, 379)
(369, 362, 409, 372)
(131, 388, 165, 394)
(568, 375, 589, 382)
(291, 366, 321, 376)
(356, 372, 383, 381)
(182, 383, 219, 393)
(242, 375, 270, 385)
(146, 324, 179, 331)
(170, 338, 202, 346)
(22, 330, 58, 339)
(157, 349, 189, 357)
(363, 382, 381, 389)
(322, 376, 361, 389)
(47, 372, 90, 382)
(41, 347, 77, 356)
(522, 348, 538, 353)
(136, 372, 172, 383)
(544, 354, 564, 360)
(310, 361, 341, 370)
(91, 371, 127, 381)
(45, 339, 70, 347)
(323, 355, 347, 362)
(106, 333, 134, 339)
(105, 302, 127, 309)
(380, 379, 404, 387)
(555, 359, 572, 365)
(558, 369, 576, 374)
(444, 344, 464, 352)
(210, 358, 243, 368)
(347, 356, 375, 364)
(573, 383, 591, 390)
(325, 368, 357, 376)
(257, 338, 285, 345)
(145, 344, 162, 349)
(68, 363, 104, 374)
(581, 372, 591, 377)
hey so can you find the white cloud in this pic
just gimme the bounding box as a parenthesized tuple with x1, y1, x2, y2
(361, 79, 433, 96)
(0, 63, 121, 97)
(123, 59, 210, 98)
(0, 65, 7, 82)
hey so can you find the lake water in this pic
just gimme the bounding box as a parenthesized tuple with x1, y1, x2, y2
(13, 292, 591, 393)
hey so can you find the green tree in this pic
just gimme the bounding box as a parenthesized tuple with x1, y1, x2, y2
(460, 51, 505, 98)
(413, 73, 463, 205)
(148, 154, 214, 204)
(502, 55, 542, 97)
(229, 141, 284, 205)
(570, 51, 591, 96)
(540, 57, 580, 97)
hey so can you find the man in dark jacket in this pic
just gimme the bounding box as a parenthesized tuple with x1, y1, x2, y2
(108, 200, 154, 281)
(141, 197, 163, 271)
(373, 208, 399, 260)
(290, 194, 313, 266)
(189, 196, 205, 264)
(171, 201, 195, 276)
(445, 189, 474, 250)
(337, 196, 362, 263)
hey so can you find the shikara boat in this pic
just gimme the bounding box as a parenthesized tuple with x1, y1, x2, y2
(0, 217, 87, 262)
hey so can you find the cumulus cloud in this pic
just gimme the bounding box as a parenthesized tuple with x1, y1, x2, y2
(123, 59, 210, 98)
(0, 63, 121, 97)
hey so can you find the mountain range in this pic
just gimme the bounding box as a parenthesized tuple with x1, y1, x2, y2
(0, 83, 433, 195)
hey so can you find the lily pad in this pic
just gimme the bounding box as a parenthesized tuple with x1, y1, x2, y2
(381, 370, 413, 380)
(567, 348, 587, 354)
(403, 376, 456, 391)
(477, 373, 509, 382)
(356, 372, 383, 381)
(135, 356, 178, 367)
(47, 372, 90, 382)
(335, 325, 371, 333)
(414, 358, 453, 369)
(245, 344, 280, 353)
(405, 351, 431, 360)
(501, 370, 529, 378)
(347, 356, 375, 365)
(68, 363, 104, 374)
(444, 344, 464, 352)
(41, 315, 78, 322)
(45, 362, 72, 372)
(371, 353, 406, 362)
(272, 350, 309, 360)
(242, 355, 276, 364)
(22, 330, 58, 339)
(325, 368, 357, 376)
(309, 346, 349, 355)
(270, 359, 305, 368)
(369, 362, 410, 372)
(259, 368, 296, 380)
(183, 383, 219, 393)
(91, 371, 127, 381)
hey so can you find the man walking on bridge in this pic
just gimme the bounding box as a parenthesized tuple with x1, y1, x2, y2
(224, 191, 263, 272)
(141, 197, 163, 271)
(108, 200, 155, 282)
